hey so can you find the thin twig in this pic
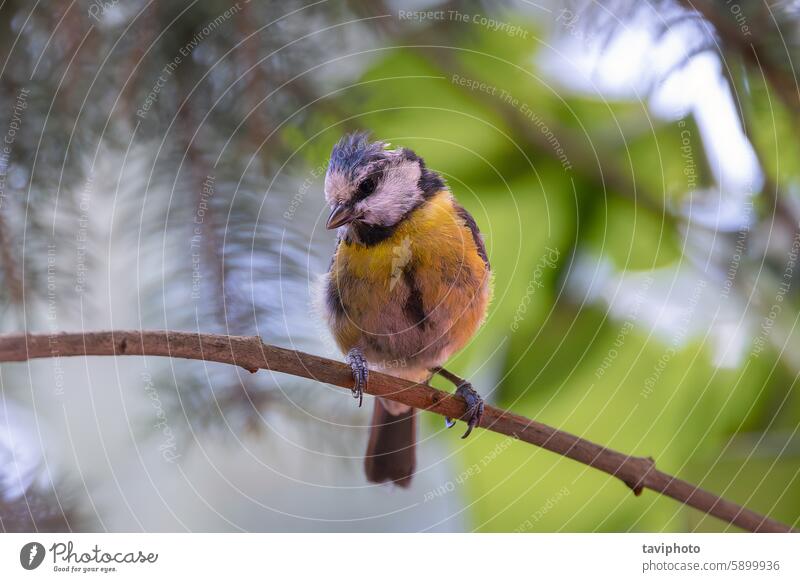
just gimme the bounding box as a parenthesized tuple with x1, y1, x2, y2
(0, 330, 794, 533)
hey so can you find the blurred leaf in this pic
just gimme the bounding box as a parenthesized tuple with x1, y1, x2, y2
(586, 195, 681, 270)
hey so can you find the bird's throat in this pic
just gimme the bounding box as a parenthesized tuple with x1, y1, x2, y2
(343, 221, 399, 247)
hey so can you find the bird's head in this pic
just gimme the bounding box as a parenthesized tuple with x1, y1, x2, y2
(323, 132, 444, 233)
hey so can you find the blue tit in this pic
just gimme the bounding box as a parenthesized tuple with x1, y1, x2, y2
(321, 132, 491, 487)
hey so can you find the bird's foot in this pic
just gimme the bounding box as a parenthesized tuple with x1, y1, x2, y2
(445, 381, 484, 438)
(346, 348, 368, 407)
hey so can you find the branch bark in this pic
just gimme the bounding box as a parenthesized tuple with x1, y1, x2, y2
(0, 330, 794, 533)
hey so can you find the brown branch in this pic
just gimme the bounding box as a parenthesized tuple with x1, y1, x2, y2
(0, 330, 794, 533)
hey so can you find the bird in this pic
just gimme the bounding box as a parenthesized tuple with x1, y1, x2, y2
(321, 132, 491, 487)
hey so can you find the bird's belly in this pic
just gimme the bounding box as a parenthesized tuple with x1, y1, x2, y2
(329, 265, 489, 370)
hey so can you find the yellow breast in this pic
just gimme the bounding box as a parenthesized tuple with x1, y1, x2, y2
(334, 191, 485, 281)
(327, 190, 491, 365)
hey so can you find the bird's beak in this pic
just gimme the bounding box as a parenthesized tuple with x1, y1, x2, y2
(326, 204, 355, 229)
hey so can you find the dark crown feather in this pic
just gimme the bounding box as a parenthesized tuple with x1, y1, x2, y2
(329, 132, 386, 180)
(329, 131, 446, 198)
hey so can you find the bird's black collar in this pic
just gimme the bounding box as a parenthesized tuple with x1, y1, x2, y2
(342, 221, 399, 246)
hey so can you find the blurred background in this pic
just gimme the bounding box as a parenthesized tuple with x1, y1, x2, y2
(1, 0, 799, 532)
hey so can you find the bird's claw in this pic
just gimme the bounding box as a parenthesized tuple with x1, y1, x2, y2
(346, 348, 368, 407)
(445, 381, 484, 438)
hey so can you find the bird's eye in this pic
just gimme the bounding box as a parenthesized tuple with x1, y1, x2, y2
(358, 178, 376, 195)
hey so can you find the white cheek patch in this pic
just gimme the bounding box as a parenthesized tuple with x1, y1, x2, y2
(324, 171, 352, 205)
(359, 160, 423, 226)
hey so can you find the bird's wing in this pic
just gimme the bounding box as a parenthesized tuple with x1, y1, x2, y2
(454, 203, 490, 271)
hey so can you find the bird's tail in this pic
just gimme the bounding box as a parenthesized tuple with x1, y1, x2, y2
(364, 398, 416, 487)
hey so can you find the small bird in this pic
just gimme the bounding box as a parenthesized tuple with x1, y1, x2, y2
(322, 132, 491, 487)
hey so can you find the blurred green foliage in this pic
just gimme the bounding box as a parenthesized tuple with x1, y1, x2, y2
(286, 19, 800, 532)
(3, 0, 798, 535)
